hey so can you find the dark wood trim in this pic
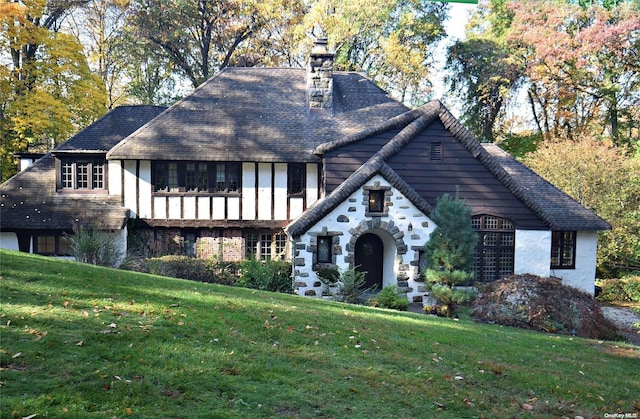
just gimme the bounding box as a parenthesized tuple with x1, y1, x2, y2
(132, 218, 287, 229)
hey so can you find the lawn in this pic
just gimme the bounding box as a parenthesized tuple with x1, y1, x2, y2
(1, 250, 638, 418)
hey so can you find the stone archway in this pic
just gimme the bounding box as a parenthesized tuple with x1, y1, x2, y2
(346, 218, 411, 293)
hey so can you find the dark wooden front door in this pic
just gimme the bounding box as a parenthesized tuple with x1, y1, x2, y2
(354, 233, 384, 290)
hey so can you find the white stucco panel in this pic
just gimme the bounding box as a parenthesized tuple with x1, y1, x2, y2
(258, 163, 272, 220)
(242, 163, 256, 220)
(108, 160, 122, 196)
(0, 232, 19, 251)
(514, 230, 551, 278)
(123, 160, 137, 217)
(138, 161, 152, 218)
(274, 163, 287, 220)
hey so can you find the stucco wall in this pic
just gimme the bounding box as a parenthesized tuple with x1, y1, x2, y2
(551, 231, 598, 295)
(514, 230, 551, 277)
(0, 232, 19, 251)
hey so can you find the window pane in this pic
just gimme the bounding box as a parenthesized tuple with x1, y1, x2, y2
(186, 163, 196, 191)
(275, 232, 287, 257)
(198, 164, 208, 191)
(168, 163, 178, 191)
(76, 163, 89, 188)
(317, 236, 332, 263)
(37, 236, 56, 254)
(92, 161, 104, 189)
(62, 162, 73, 188)
(155, 163, 167, 191)
(368, 190, 384, 212)
(246, 233, 258, 259)
(228, 164, 239, 192)
(216, 164, 226, 191)
(261, 234, 272, 261)
(289, 164, 305, 195)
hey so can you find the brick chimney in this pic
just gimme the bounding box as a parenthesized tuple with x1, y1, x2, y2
(307, 38, 334, 114)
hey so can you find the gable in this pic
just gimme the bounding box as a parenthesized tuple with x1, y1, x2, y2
(386, 120, 546, 230)
(292, 100, 610, 236)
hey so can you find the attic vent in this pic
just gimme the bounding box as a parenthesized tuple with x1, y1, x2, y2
(430, 142, 442, 160)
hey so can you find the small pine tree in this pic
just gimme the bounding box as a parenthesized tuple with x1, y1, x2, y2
(423, 193, 478, 317)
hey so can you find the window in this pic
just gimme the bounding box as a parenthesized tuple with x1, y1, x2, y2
(59, 159, 106, 191)
(153, 161, 239, 193)
(368, 190, 385, 213)
(472, 215, 515, 282)
(317, 236, 332, 263)
(551, 231, 576, 269)
(35, 235, 71, 256)
(245, 231, 287, 261)
(288, 163, 306, 196)
(430, 142, 442, 160)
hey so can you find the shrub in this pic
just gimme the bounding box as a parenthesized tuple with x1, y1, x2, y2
(237, 259, 293, 293)
(330, 268, 373, 304)
(597, 276, 640, 303)
(371, 286, 410, 311)
(148, 255, 213, 282)
(66, 227, 124, 268)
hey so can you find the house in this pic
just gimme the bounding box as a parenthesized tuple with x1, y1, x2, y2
(0, 105, 166, 259)
(0, 40, 610, 298)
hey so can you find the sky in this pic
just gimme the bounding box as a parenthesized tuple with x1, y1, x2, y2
(430, 2, 479, 115)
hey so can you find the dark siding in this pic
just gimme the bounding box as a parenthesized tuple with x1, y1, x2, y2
(323, 130, 399, 193)
(323, 120, 546, 230)
(387, 121, 546, 229)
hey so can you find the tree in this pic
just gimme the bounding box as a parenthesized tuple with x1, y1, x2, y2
(445, 0, 525, 142)
(423, 193, 478, 317)
(0, 0, 106, 181)
(66, 0, 130, 107)
(507, 1, 640, 145)
(525, 138, 640, 277)
(304, 0, 449, 106)
(127, 0, 306, 88)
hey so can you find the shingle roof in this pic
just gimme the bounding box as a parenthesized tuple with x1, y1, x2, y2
(0, 154, 128, 230)
(1, 106, 166, 231)
(107, 68, 409, 162)
(286, 100, 611, 236)
(55, 105, 166, 153)
(481, 144, 610, 231)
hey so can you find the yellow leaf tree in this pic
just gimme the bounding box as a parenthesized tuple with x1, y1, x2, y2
(0, 0, 107, 181)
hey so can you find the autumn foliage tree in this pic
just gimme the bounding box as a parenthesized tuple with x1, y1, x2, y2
(0, 0, 106, 181)
(525, 138, 640, 277)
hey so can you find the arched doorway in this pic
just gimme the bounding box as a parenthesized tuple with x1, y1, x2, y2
(354, 233, 384, 290)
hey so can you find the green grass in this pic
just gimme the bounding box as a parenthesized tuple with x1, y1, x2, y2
(1, 250, 638, 418)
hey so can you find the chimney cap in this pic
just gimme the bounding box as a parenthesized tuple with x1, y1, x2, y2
(311, 38, 332, 56)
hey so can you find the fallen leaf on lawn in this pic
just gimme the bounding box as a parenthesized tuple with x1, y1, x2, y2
(522, 403, 534, 411)
(63, 301, 69, 307)
(82, 310, 89, 317)
(108, 323, 117, 328)
(76, 341, 83, 347)
(12, 352, 21, 359)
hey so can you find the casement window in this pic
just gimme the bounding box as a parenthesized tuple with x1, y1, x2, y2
(551, 231, 576, 269)
(60, 159, 105, 191)
(472, 215, 515, 282)
(288, 163, 306, 196)
(368, 190, 385, 213)
(35, 234, 71, 256)
(245, 231, 287, 261)
(317, 236, 333, 263)
(153, 161, 240, 193)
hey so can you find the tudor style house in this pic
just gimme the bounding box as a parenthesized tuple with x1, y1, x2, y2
(0, 40, 610, 299)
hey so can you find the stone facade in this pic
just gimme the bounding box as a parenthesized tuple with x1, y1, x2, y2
(293, 174, 436, 301)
